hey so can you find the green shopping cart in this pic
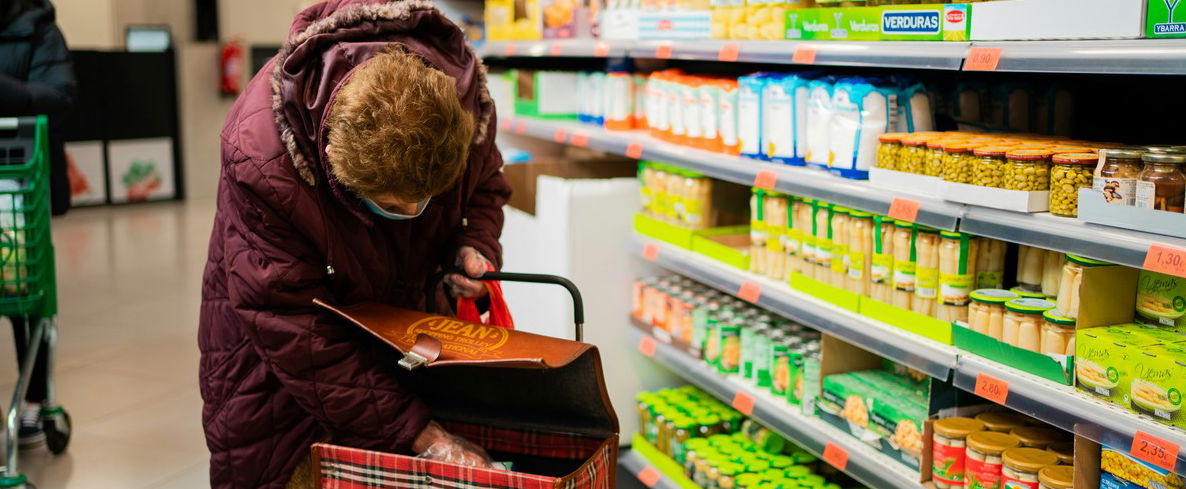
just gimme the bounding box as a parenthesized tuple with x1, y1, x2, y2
(0, 116, 71, 489)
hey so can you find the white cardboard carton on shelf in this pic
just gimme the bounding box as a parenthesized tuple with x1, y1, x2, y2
(1078, 187, 1186, 239)
(970, 0, 1146, 40)
(941, 181, 1050, 213)
(869, 167, 945, 199)
(600, 9, 640, 40)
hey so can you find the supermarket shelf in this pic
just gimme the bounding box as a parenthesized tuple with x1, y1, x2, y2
(631, 234, 957, 380)
(618, 450, 683, 489)
(980, 39, 1186, 75)
(953, 354, 1186, 473)
(630, 327, 924, 489)
(630, 40, 969, 71)
(505, 116, 962, 231)
(480, 39, 627, 58)
(958, 207, 1186, 271)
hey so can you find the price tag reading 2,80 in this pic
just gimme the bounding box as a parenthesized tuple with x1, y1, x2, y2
(1132, 431, 1180, 471)
(974, 373, 1009, 405)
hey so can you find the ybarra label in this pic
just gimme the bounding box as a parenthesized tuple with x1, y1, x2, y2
(882, 10, 940, 34)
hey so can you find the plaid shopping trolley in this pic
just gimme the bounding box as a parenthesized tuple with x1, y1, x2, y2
(311, 271, 617, 489)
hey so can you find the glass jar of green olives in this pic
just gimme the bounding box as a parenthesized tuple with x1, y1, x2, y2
(925, 139, 962, 177)
(877, 133, 908, 170)
(941, 142, 975, 184)
(1049, 153, 1098, 217)
(972, 146, 1015, 188)
(898, 136, 929, 175)
(1004, 150, 1053, 191)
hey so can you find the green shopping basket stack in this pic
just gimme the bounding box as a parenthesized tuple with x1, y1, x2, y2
(0, 116, 70, 489)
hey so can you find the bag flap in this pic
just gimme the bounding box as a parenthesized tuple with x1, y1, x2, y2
(315, 299, 619, 437)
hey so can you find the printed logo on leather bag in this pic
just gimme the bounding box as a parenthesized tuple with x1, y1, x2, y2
(404, 316, 510, 359)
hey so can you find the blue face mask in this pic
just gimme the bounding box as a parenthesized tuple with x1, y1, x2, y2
(362, 197, 430, 220)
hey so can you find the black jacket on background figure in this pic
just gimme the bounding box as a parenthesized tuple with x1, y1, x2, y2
(0, 0, 76, 216)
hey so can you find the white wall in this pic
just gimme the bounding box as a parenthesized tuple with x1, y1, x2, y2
(54, 0, 118, 49)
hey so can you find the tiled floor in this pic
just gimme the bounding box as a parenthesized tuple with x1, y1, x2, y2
(0, 200, 215, 488)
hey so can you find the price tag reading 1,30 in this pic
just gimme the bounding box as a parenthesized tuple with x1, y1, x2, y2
(823, 442, 849, 471)
(549, 43, 563, 56)
(637, 467, 661, 488)
(974, 373, 1010, 405)
(731, 391, 755, 416)
(1145, 244, 1186, 278)
(499, 118, 513, 132)
(1132, 431, 1180, 471)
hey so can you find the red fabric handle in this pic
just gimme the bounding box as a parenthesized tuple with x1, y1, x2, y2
(456, 273, 515, 329)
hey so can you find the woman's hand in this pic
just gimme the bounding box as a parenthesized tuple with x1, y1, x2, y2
(413, 421, 495, 468)
(445, 246, 491, 299)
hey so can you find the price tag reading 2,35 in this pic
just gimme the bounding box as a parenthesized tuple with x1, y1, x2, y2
(1145, 244, 1186, 278)
(1132, 431, 1180, 471)
(974, 373, 1009, 405)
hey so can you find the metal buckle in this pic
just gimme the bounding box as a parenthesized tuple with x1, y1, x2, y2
(398, 351, 429, 371)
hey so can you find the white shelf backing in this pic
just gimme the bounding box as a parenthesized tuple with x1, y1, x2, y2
(506, 117, 962, 231)
(618, 450, 684, 489)
(953, 354, 1186, 473)
(631, 234, 958, 380)
(630, 327, 925, 489)
(977, 39, 1186, 75)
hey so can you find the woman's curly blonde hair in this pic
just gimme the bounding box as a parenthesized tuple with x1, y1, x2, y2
(326, 46, 475, 201)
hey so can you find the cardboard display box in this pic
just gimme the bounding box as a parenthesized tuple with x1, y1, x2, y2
(942, 181, 1050, 213)
(639, 11, 713, 40)
(970, 0, 1146, 40)
(1078, 188, 1186, 240)
(868, 168, 946, 200)
(790, 272, 861, 313)
(1148, 0, 1186, 38)
(860, 297, 954, 344)
(785, 3, 970, 41)
(513, 70, 581, 119)
(503, 154, 638, 215)
(691, 227, 751, 270)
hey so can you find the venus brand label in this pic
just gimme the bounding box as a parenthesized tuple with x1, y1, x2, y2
(404, 316, 510, 359)
(882, 10, 940, 34)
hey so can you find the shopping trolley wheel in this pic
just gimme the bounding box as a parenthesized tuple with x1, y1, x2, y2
(41, 407, 70, 455)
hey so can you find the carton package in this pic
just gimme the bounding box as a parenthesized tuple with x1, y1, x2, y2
(513, 70, 581, 119)
(1135, 269, 1186, 329)
(1075, 324, 1186, 409)
(1101, 445, 1181, 489)
(970, 0, 1145, 40)
(1148, 0, 1186, 38)
(785, 4, 970, 41)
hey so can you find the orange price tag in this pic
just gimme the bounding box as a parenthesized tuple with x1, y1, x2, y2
(570, 132, 589, 148)
(738, 281, 762, 303)
(553, 128, 568, 143)
(731, 391, 755, 416)
(549, 43, 563, 56)
(637, 467, 661, 488)
(626, 142, 644, 159)
(499, 118, 513, 132)
(965, 47, 1003, 71)
(643, 243, 660, 261)
(753, 170, 777, 190)
(638, 336, 657, 358)
(792, 46, 817, 64)
(594, 41, 611, 57)
(1145, 244, 1186, 278)
(718, 42, 741, 62)
(887, 197, 921, 223)
(504, 43, 517, 56)
(974, 373, 1009, 405)
(1132, 431, 1180, 471)
(655, 42, 673, 59)
(823, 443, 849, 471)
(514, 122, 527, 135)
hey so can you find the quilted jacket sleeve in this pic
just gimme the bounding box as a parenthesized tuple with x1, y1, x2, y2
(451, 114, 511, 268)
(219, 154, 430, 453)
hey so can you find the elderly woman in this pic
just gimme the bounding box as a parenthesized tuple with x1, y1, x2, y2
(199, 1, 511, 488)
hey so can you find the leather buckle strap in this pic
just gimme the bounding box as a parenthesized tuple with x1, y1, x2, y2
(398, 333, 442, 370)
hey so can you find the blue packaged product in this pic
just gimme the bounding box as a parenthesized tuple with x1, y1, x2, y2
(738, 74, 769, 160)
(826, 77, 897, 180)
(803, 77, 835, 168)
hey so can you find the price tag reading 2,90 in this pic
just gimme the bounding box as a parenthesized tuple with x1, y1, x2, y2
(1132, 431, 1180, 471)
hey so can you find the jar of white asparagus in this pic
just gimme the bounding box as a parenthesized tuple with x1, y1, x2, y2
(1054, 254, 1113, 319)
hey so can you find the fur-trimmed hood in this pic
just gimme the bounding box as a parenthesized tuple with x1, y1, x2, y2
(271, 0, 492, 190)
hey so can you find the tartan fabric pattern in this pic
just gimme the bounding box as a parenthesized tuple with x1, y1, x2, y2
(314, 422, 615, 489)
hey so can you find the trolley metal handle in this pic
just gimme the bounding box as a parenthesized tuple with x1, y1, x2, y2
(426, 270, 586, 342)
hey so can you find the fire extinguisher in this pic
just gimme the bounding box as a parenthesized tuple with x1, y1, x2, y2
(220, 38, 244, 97)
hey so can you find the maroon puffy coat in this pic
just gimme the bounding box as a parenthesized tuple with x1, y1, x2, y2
(199, 1, 509, 488)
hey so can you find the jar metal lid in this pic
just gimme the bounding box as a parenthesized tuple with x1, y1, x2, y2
(971, 289, 1020, 304)
(1010, 426, 1066, 447)
(893, 220, 916, 228)
(1002, 447, 1059, 472)
(832, 206, 851, 214)
(1006, 149, 1054, 161)
(1142, 152, 1186, 164)
(974, 146, 1016, 157)
(917, 225, 940, 234)
(901, 136, 930, 146)
(1009, 287, 1048, 299)
(933, 417, 985, 438)
(878, 132, 911, 143)
(849, 210, 873, 218)
(814, 201, 832, 209)
(1038, 465, 1074, 489)
(940, 230, 969, 239)
(1048, 147, 1093, 155)
(1143, 145, 1186, 153)
(975, 411, 1031, 431)
(1043, 310, 1076, 326)
(1066, 254, 1113, 267)
(967, 431, 1022, 454)
(942, 141, 974, 153)
(1052, 153, 1100, 165)
(1047, 441, 1075, 464)
(1005, 298, 1057, 314)
(928, 139, 963, 149)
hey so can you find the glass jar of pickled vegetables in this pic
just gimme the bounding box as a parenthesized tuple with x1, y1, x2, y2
(926, 139, 963, 177)
(1003, 298, 1056, 352)
(829, 207, 852, 288)
(973, 146, 1015, 188)
(932, 417, 985, 489)
(846, 211, 874, 297)
(899, 136, 930, 174)
(1137, 152, 1186, 213)
(1005, 150, 1053, 191)
(1041, 251, 1064, 299)
(912, 227, 942, 318)
(1040, 310, 1075, 357)
(891, 220, 918, 310)
(1010, 426, 1065, 449)
(810, 201, 833, 281)
(941, 142, 975, 184)
(975, 412, 1029, 433)
(966, 431, 1021, 489)
(937, 231, 979, 323)
(1049, 153, 1098, 217)
(1055, 254, 1111, 319)
(1002, 448, 1058, 489)
(1047, 442, 1074, 465)
(1010, 286, 1047, 300)
(1015, 245, 1047, 293)
(1095, 148, 1145, 206)
(976, 238, 1007, 289)
(969, 289, 1018, 340)
(870, 216, 896, 304)
(877, 133, 909, 170)
(1038, 465, 1074, 489)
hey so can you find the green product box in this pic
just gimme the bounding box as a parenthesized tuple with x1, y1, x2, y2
(1147, 0, 1186, 38)
(820, 373, 875, 432)
(1135, 269, 1186, 328)
(868, 396, 926, 469)
(692, 226, 752, 271)
(1127, 344, 1186, 430)
(785, 4, 970, 41)
(954, 325, 1075, 385)
(1075, 326, 1164, 406)
(635, 213, 695, 249)
(790, 272, 860, 312)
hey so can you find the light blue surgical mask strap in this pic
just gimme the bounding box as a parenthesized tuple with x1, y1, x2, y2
(362, 197, 430, 220)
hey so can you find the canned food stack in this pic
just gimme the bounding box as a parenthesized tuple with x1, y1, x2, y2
(640, 162, 715, 230)
(931, 413, 1073, 489)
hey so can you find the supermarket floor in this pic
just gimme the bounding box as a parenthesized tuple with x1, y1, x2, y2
(0, 200, 214, 488)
